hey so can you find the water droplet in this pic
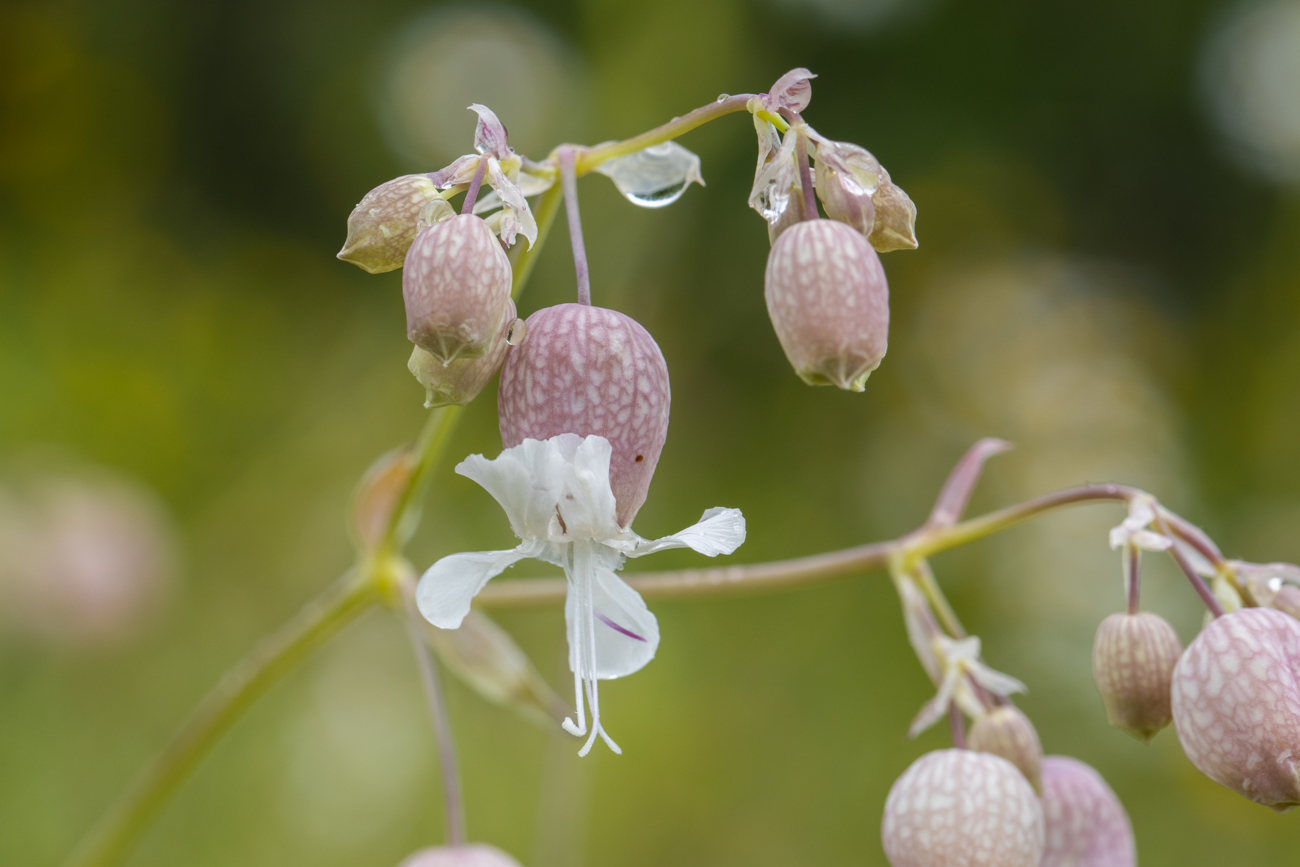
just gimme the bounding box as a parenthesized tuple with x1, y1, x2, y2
(594, 141, 705, 209)
(1270, 577, 1284, 593)
(506, 318, 527, 346)
(716, 93, 730, 102)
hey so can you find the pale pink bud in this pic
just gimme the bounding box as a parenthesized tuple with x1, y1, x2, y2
(397, 844, 523, 867)
(497, 303, 670, 527)
(408, 299, 517, 408)
(881, 749, 1044, 867)
(867, 165, 919, 252)
(813, 139, 881, 237)
(764, 218, 889, 391)
(1039, 755, 1136, 867)
(338, 174, 455, 274)
(403, 214, 513, 363)
(1171, 607, 1300, 810)
(967, 706, 1043, 792)
(1092, 611, 1182, 742)
(1271, 586, 1300, 620)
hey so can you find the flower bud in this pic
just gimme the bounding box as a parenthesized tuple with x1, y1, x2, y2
(338, 175, 455, 274)
(967, 705, 1043, 791)
(1171, 607, 1300, 810)
(764, 218, 889, 391)
(1272, 585, 1300, 620)
(408, 299, 517, 408)
(866, 164, 918, 253)
(497, 303, 670, 527)
(397, 844, 523, 867)
(881, 749, 1044, 867)
(813, 139, 880, 237)
(403, 214, 513, 363)
(1091, 611, 1182, 742)
(1039, 756, 1136, 867)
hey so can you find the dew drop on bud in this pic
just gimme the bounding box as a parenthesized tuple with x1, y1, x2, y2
(764, 218, 889, 391)
(1171, 607, 1300, 810)
(967, 705, 1044, 792)
(881, 749, 1044, 867)
(498, 303, 670, 527)
(396, 843, 523, 867)
(1039, 756, 1136, 867)
(1091, 611, 1182, 742)
(408, 299, 515, 408)
(403, 214, 513, 364)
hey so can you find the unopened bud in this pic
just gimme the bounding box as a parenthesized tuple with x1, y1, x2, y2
(1272, 585, 1300, 620)
(867, 165, 919, 252)
(764, 218, 889, 391)
(967, 705, 1043, 792)
(409, 300, 517, 408)
(338, 175, 455, 274)
(1039, 756, 1136, 867)
(1171, 607, 1300, 810)
(881, 749, 1044, 867)
(1091, 611, 1182, 742)
(350, 446, 416, 551)
(403, 214, 513, 363)
(497, 303, 670, 527)
(397, 844, 523, 867)
(813, 139, 880, 237)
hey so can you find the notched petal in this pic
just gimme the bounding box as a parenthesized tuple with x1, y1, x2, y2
(622, 507, 746, 558)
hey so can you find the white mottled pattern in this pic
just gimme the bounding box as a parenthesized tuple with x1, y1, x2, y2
(1039, 755, 1136, 867)
(764, 218, 889, 391)
(1171, 607, 1300, 810)
(1092, 611, 1182, 742)
(402, 214, 513, 364)
(967, 706, 1043, 792)
(397, 843, 522, 867)
(338, 174, 452, 274)
(881, 749, 1044, 867)
(498, 304, 670, 527)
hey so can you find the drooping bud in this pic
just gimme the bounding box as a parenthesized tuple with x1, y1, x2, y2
(1272, 585, 1300, 620)
(967, 705, 1043, 792)
(866, 164, 918, 252)
(764, 218, 889, 391)
(1039, 756, 1136, 867)
(408, 299, 517, 408)
(1171, 607, 1300, 810)
(338, 175, 455, 274)
(813, 138, 881, 237)
(881, 749, 1044, 867)
(403, 214, 513, 363)
(1091, 611, 1182, 742)
(497, 303, 670, 527)
(397, 844, 523, 867)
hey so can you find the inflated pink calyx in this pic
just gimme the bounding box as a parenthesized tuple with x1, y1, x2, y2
(403, 214, 513, 364)
(764, 218, 889, 391)
(497, 303, 670, 527)
(1171, 607, 1300, 810)
(1039, 756, 1136, 867)
(881, 749, 1044, 867)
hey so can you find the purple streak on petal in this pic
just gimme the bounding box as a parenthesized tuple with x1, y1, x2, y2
(595, 609, 647, 642)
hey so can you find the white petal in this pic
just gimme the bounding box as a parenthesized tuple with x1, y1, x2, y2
(416, 545, 535, 629)
(487, 158, 537, 249)
(557, 437, 622, 540)
(623, 507, 747, 558)
(590, 566, 660, 679)
(908, 671, 958, 738)
(455, 440, 572, 540)
(966, 660, 1027, 698)
(469, 103, 510, 158)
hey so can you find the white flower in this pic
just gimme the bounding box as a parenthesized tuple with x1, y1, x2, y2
(908, 635, 1026, 738)
(416, 434, 746, 756)
(1108, 495, 1173, 552)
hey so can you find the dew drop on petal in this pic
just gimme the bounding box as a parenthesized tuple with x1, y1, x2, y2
(594, 141, 705, 208)
(506, 318, 527, 346)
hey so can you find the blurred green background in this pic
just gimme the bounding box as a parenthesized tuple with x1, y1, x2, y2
(3, 0, 1300, 864)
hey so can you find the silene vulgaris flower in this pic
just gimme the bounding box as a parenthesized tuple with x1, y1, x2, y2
(417, 434, 745, 756)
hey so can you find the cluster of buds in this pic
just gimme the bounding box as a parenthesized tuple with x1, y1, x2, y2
(747, 69, 917, 392)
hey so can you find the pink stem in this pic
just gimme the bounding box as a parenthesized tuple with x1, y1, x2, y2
(794, 130, 818, 222)
(558, 148, 591, 306)
(1126, 545, 1141, 615)
(460, 157, 489, 216)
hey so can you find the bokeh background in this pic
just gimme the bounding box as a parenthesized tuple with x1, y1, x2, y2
(3, 0, 1300, 864)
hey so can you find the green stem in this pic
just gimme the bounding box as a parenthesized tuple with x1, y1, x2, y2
(571, 94, 757, 175)
(475, 484, 1139, 607)
(64, 571, 377, 867)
